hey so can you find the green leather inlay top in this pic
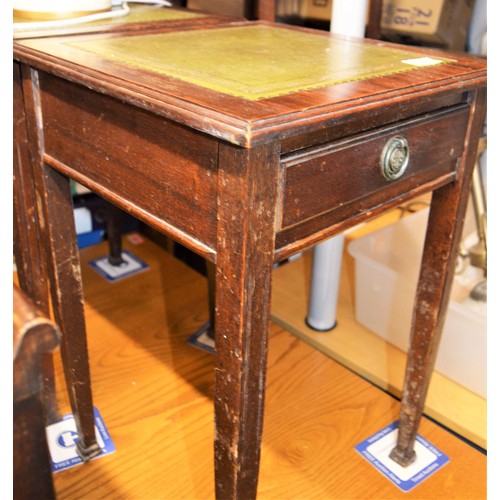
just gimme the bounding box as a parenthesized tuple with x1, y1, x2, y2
(69, 24, 451, 100)
(14, 5, 202, 25)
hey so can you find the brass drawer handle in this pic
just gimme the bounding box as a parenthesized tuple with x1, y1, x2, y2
(380, 136, 410, 180)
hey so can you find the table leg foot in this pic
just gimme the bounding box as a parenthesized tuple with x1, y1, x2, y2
(389, 445, 416, 467)
(77, 442, 103, 462)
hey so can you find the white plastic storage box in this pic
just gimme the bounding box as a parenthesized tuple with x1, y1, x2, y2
(348, 208, 486, 398)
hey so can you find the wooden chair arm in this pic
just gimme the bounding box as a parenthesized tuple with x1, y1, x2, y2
(13, 284, 60, 403)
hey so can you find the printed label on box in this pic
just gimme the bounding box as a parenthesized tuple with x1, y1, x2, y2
(381, 1, 441, 33)
(355, 421, 449, 492)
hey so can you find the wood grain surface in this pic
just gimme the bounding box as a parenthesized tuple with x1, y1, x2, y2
(271, 212, 487, 450)
(14, 5, 239, 40)
(13, 18, 487, 497)
(48, 236, 486, 499)
(14, 22, 486, 147)
(14, 285, 60, 500)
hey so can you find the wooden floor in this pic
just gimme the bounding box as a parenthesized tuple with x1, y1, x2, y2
(271, 207, 487, 450)
(48, 235, 486, 499)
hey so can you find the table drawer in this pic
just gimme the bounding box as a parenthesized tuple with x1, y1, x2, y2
(278, 105, 470, 230)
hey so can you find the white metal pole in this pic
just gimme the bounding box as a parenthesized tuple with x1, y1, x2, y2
(307, 234, 345, 331)
(330, 0, 369, 37)
(306, 0, 369, 331)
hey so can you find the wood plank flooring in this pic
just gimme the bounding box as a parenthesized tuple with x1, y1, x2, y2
(48, 235, 486, 499)
(271, 208, 487, 449)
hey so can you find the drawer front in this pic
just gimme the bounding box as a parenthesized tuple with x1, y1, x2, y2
(278, 106, 470, 230)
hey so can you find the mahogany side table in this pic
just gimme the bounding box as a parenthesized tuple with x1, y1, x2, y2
(14, 21, 486, 499)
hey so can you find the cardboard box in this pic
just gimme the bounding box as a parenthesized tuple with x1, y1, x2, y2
(380, 0, 474, 50)
(348, 208, 486, 398)
(286, 1, 473, 51)
(299, 0, 332, 22)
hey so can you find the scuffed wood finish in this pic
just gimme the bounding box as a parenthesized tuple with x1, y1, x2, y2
(39, 72, 219, 261)
(13, 19, 487, 500)
(13, 62, 47, 311)
(390, 88, 487, 466)
(14, 285, 60, 500)
(20, 66, 101, 461)
(214, 143, 281, 499)
(270, 232, 487, 449)
(278, 91, 467, 155)
(40, 160, 102, 461)
(13, 61, 60, 424)
(12, 6, 239, 456)
(45, 169, 101, 460)
(279, 106, 469, 230)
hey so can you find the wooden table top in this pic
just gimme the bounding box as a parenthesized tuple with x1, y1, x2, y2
(14, 22, 486, 147)
(13, 5, 237, 39)
(14, 4, 205, 26)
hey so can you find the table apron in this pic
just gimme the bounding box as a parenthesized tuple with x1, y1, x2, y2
(36, 69, 471, 265)
(39, 71, 219, 260)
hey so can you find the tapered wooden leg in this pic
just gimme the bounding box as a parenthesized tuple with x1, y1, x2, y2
(105, 201, 125, 266)
(41, 164, 102, 460)
(21, 65, 101, 461)
(390, 89, 487, 466)
(213, 143, 280, 499)
(14, 61, 60, 425)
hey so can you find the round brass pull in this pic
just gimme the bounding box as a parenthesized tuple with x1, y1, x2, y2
(380, 136, 410, 181)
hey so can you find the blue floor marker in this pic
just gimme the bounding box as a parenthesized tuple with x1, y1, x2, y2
(45, 407, 116, 473)
(88, 250, 148, 282)
(355, 421, 449, 492)
(187, 322, 215, 354)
